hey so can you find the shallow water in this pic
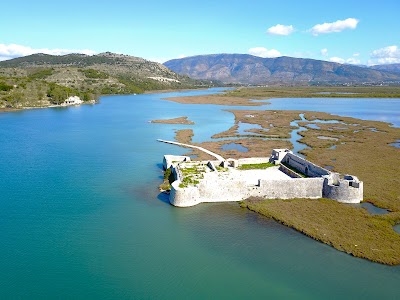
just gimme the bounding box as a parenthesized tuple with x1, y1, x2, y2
(237, 121, 264, 135)
(390, 139, 400, 148)
(221, 142, 249, 152)
(0, 89, 399, 298)
(360, 202, 389, 215)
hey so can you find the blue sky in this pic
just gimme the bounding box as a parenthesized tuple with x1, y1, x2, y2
(1, 0, 399, 65)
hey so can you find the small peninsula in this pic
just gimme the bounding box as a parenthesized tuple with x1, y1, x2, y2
(163, 86, 400, 106)
(151, 116, 194, 125)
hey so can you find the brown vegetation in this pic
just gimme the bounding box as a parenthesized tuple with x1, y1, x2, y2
(227, 86, 400, 99)
(169, 107, 400, 264)
(162, 86, 400, 107)
(151, 116, 194, 125)
(241, 198, 400, 265)
(163, 95, 263, 106)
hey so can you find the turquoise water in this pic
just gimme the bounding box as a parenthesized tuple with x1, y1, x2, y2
(0, 89, 400, 299)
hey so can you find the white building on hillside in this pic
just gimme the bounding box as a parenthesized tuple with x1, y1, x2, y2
(63, 96, 83, 106)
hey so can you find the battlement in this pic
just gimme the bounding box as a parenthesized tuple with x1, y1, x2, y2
(163, 149, 363, 207)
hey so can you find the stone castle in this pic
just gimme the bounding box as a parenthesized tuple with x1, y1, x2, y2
(163, 149, 363, 207)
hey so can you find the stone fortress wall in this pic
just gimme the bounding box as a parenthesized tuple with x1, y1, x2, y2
(165, 149, 363, 207)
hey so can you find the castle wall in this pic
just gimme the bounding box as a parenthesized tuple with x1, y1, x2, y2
(256, 178, 324, 199)
(170, 181, 202, 207)
(323, 178, 364, 203)
(167, 150, 363, 207)
(169, 174, 324, 207)
(282, 153, 330, 178)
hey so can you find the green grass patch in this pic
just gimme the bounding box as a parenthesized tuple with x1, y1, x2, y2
(179, 164, 205, 188)
(238, 162, 275, 170)
(79, 68, 109, 79)
(216, 166, 228, 172)
(28, 68, 54, 79)
(0, 81, 13, 91)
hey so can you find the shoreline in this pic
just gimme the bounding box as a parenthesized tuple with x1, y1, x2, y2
(0, 100, 97, 113)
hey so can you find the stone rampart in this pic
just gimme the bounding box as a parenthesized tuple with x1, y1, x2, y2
(237, 157, 270, 166)
(163, 155, 190, 170)
(164, 149, 363, 207)
(256, 178, 324, 199)
(282, 153, 330, 177)
(169, 171, 324, 207)
(323, 178, 364, 203)
(278, 164, 302, 178)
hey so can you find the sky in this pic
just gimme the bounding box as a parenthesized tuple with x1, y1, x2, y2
(1, 0, 399, 65)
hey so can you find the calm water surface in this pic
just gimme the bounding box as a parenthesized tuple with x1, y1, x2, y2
(0, 88, 399, 299)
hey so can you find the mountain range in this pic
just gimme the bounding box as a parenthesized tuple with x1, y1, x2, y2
(164, 54, 400, 85)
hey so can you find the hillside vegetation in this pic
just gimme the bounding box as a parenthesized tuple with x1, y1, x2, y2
(0, 52, 212, 109)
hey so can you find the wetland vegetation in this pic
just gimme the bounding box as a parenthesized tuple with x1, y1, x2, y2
(151, 116, 194, 125)
(167, 97, 400, 265)
(164, 86, 400, 106)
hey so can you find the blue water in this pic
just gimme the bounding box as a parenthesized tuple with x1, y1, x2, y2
(360, 203, 389, 215)
(221, 142, 249, 152)
(390, 140, 400, 148)
(0, 89, 400, 299)
(264, 98, 400, 127)
(237, 122, 264, 135)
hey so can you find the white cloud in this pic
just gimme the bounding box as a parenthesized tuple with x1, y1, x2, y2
(329, 57, 345, 64)
(249, 47, 281, 58)
(0, 43, 97, 61)
(329, 56, 361, 65)
(353, 52, 360, 57)
(266, 24, 295, 36)
(310, 18, 359, 36)
(149, 54, 187, 64)
(321, 48, 328, 56)
(346, 57, 361, 65)
(368, 45, 400, 65)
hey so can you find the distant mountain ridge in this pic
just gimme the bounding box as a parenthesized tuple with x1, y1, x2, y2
(370, 63, 400, 73)
(164, 54, 400, 85)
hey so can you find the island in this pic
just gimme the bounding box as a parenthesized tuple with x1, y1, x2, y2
(151, 116, 194, 125)
(156, 93, 400, 265)
(161, 147, 363, 207)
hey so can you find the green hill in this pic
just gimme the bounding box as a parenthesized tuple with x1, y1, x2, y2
(0, 52, 211, 109)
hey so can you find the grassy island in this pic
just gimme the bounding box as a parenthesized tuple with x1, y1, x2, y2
(163, 86, 400, 106)
(151, 116, 194, 125)
(162, 92, 400, 265)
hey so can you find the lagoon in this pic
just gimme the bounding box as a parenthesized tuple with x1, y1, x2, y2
(0, 88, 399, 299)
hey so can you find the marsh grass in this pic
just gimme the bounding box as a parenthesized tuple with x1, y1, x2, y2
(171, 107, 400, 264)
(151, 116, 194, 125)
(241, 198, 400, 265)
(226, 86, 400, 99)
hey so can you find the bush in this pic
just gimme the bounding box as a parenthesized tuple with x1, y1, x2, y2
(79, 69, 109, 79)
(0, 81, 13, 91)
